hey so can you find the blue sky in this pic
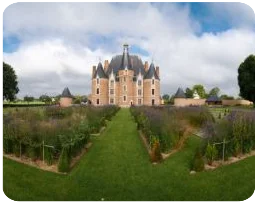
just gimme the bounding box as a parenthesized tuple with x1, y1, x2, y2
(3, 2, 255, 97)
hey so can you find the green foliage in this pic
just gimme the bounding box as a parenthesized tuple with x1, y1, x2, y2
(238, 54, 255, 103)
(205, 143, 218, 165)
(131, 106, 214, 153)
(3, 105, 119, 171)
(3, 62, 19, 101)
(191, 148, 205, 172)
(208, 87, 220, 97)
(185, 87, 193, 98)
(24, 95, 34, 103)
(39, 94, 52, 104)
(192, 84, 206, 98)
(58, 147, 70, 172)
(218, 112, 221, 119)
(162, 94, 170, 104)
(44, 147, 54, 165)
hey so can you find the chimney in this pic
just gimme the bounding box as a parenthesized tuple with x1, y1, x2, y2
(104, 60, 109, 72)
(92, 66, 96, 78)
(156, 66, 159, 78)
(144, 61, 149, 72)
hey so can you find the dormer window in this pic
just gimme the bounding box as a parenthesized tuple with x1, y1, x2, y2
(97, 78, 99, 84)
(138, 80, 142, 86)
(152, 79, 154, 85)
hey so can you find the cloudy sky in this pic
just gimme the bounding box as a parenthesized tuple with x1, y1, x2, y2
(3, 2, 255, 98)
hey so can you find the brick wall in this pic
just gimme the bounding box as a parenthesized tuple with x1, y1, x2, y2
(174, 98, 206, 107)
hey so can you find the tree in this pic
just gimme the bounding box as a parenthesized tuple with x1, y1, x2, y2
(39, 94, 52, 104)
(185, 87, 193, 98)
(192, 84, 206, 98)
(3, 62, 19, 101)
(162, 94, 170, 104)
(208, 87, 220, 97)
(220, 94, 234, 100)
(24, 95, 34, 104)
(238, 54, 255, 103)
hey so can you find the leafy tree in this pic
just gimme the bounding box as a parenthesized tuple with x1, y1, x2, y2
(73, 95, 82, 104)
(169, 94, 175, 105)
(24, 95, 34, 104)
(185, 87, 193, 98)
(162, 94, 170, 104)
(238, 54, 255, 103)
(192, 84, 206, 98)
(81, 96, 88, 103)
(39, 94, 52, 104)
(3, 62, 19, 101)
(220, 94, 234, 100)
(208, 87, 220, 97)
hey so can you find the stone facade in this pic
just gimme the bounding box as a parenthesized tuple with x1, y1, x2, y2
(91, 44, 161, 107)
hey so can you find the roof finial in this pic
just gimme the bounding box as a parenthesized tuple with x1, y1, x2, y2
(123, 43, 129, 53)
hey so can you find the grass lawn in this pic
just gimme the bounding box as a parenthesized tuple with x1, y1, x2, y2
(3, 108, 255, 201)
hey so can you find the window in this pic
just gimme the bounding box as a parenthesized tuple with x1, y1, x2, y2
(97, 99, 99, 105)
(138, 89, 142, 96)
(138, 80, 142, 86)
(152, 99, 155, 105)
(110, 89, 114, 95)
(110, 98, 114, 104)
(138, 99, 142, 105)
(97, 78, 99, 84)
(152, 79, 154, 85)
(124, 77, 126, 82)
(123, 96, 126, 102)
(96, 88, 99, 94)
(152, 89, 155, 95)
(124, 86, 126, 91)
(110, 80, 114, 87)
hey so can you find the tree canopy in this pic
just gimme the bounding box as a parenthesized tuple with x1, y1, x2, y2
(192, 84, 206, 98)
(238, 54, 255, 103)
(3, 62, 19, 101)
(208, 87, 220, 97)
(24, 96, 34, 103)
(185, 87, 193, 98)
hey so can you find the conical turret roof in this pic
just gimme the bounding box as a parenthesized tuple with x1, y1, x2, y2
(174, 87, 186, 98)
(61, 87, 73, 98)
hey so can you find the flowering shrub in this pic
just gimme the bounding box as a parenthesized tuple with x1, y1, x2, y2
(3, 105, 120, 172)
(203, 110, 255, 160)
(131, 106, 214, 153)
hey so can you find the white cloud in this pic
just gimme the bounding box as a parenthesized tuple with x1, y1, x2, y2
(3, 3, 255, 98)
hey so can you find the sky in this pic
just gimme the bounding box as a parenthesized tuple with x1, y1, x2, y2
(3, 2, 255, 98)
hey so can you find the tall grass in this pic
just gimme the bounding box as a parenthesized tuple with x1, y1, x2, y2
(130, 106, 214, 153)
(3, 105, 120, 172)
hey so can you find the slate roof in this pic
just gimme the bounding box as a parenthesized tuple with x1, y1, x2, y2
(107, 55, 145, 76)
(206, 95, 221, 102)
(174, 87, 186, 98)
(93, 62, 108, 79)
(61, 87, 73, 98)
(144, 63, 160, 80)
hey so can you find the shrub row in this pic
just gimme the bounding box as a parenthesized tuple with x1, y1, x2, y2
(130, 106, 215, 156)
(3, 105, 120, 172)
(200, 110, 255, 168)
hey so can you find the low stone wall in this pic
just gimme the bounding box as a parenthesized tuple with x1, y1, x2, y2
(174, 98, 206, 107)
(222, 99, 253, 106)
(174, 98, 253, 107)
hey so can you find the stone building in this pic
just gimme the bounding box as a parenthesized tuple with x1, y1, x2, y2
(91, 44, 161, 107)
(60, 87, 73, 107)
